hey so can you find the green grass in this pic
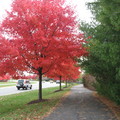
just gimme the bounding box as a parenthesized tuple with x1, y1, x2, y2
(0, 86, 71, 120)
(0, 82, 16, 84)
(31, 81, 38, 84)
(0, 81, 37, 88)
(0, 82, 16, 88)
(0, 84, 16, 88)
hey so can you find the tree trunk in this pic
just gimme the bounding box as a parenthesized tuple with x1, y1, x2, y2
(66, 80, 67, 88)
(38, 68, 43, 100)
(59, 76, 62, 90)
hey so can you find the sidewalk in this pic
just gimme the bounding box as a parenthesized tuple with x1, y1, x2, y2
(43, 85, 117, 120)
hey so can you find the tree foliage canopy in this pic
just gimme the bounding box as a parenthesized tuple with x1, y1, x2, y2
(0, 0, 87, 100)
(0, 0, 86, 76)
(79, 0, 120, 104)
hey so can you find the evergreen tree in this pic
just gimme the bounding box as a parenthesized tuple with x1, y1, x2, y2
(79, 0, 120, 104)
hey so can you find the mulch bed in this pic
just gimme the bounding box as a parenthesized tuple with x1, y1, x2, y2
(54, 89, 63, 92)
(27, 99, 48, 105)
(63, 87, 67, 88)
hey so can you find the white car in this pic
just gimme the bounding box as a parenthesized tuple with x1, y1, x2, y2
(16, 80, 32, 90)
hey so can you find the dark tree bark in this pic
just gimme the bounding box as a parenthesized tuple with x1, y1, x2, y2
(59, 76, 62, 90)
(66, 80, 67, 88)
(38, 68, 43, 100)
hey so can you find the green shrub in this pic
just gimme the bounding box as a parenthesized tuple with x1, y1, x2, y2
(95, 82, 120, 105)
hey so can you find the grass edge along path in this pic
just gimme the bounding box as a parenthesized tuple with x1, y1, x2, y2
(0, 86, 72, 120)
(93, 92, 120, 120)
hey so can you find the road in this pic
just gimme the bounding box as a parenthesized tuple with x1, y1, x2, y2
(0, 82, 62, 96)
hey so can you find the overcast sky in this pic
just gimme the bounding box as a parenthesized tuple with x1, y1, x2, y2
(0, 0, 94, 23)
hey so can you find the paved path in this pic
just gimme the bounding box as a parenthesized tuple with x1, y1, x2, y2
(44, 85, 117, 120)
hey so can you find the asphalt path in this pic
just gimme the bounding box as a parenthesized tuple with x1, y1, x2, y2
(44, 85, 117, 120)
(0, 82, 62, 96)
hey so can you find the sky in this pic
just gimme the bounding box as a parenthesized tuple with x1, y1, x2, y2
(0, 0, 94, 23)
(68, 0, 94, 23)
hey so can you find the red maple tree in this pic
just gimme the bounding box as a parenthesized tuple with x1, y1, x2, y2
(0, 74, 11, 82)
(63, 64, 80, 88)
(0, 0, 87, 101)
(46, 59, 80, 90)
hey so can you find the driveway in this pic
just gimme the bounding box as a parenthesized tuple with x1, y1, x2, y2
(44, 84, 117, 120)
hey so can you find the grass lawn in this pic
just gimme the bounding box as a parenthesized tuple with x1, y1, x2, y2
(0, 84, 16, 88)
(0, 82, 16, 84)
(0, 82, 16, 88)
(0, 81, 37, 88)
(0, 86, 71, 120)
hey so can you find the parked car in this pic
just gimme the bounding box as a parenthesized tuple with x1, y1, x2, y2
(16, 79, 32, 90)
